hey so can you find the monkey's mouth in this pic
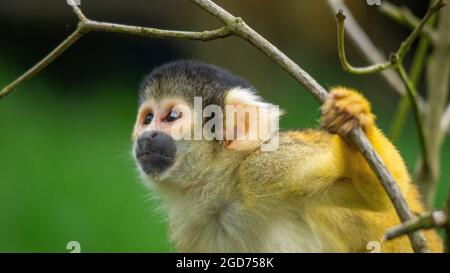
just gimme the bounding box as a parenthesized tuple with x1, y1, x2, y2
(136, 152, 175, 175)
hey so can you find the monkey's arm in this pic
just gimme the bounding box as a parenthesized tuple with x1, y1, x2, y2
(239, 87, 414, 212)
(238, 88, 441, 252)
(240, 88, 421, 211)
(321, 87, 413, 211)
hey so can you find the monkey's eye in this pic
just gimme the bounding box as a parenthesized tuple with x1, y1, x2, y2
(164, 110, 182, 123)
(143, 113, 154, 125)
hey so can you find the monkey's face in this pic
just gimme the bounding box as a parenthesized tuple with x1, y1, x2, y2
(132, 97, 190, 178)
(132, 60, 282, 189)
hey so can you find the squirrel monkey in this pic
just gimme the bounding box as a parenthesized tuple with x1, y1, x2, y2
(132, 60, 442, 252)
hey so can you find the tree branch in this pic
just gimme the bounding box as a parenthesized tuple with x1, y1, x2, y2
(325, 0, 407, 98)
(388, 3, 442, 144)
(335, 1, 444, 74)
(67, 0, 87, 22)
(389, 36, 430, 143)
(336, 11, 393, 74)
(384, 211, 447, 241)
(191, 0, 329, 102)
(0, 12, 232, 100)
(0, 0, 433, 252)
(80, 20, 232, 41)
(379, 2, 437, 43)
(396, 1, 444, 61)
(326, 0, 450, 142)
(394, 62, 431, 175)
(419, 2, 450, 204)
(325, 0, 430, 145)
(0, 29, 84, 100)
(334, 1, 444, 187)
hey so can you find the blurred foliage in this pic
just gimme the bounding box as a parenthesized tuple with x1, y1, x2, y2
(0, 0, 449, 252)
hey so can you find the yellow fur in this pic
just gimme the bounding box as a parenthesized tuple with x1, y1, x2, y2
(238, 87, 442, 252)
(138, 87, 443, 252)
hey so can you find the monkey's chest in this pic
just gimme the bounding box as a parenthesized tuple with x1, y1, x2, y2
(168, 203, 324, 252)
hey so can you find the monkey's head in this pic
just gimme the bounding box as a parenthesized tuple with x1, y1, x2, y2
(132, 60, 282, 190)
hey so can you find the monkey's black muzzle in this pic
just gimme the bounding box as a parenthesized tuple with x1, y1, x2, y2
(135, 130, 177, 175)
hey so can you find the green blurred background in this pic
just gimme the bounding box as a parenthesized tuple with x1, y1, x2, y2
(0, 0, 448, 252)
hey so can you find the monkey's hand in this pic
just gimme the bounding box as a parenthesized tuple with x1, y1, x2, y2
(320, 87, 412, 212)
(321, 87, 375, 136)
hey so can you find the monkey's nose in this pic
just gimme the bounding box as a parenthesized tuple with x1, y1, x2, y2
(136, 131, 175, 155)
(135, 130, 177, 175)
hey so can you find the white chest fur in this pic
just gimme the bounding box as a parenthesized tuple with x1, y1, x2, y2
(166, 198, 324, 252)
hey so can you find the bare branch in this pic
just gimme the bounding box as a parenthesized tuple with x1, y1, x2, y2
(389, 21, 436, 143)
(390, 32, 432, 143)
(394, 62, 430, 175)
(67, 0, 87, 22)
(191, 0, 329, 102)
(334, 0, 444, 74)
(326, 0, 435, 141)
(397, 0, 445, 60)
(80, 20, 232, 41)
(0, 29, 84, 100)
(379, 2, 437, 43)
(346, 128, 428, 253)
(334, 1, 444, 184)
(0, 7, 232, 100)
(325, 0, 406, 97)
(336, 10, 393, 74)
(384, 211, 447, 241)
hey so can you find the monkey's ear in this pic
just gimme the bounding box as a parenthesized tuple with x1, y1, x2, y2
(224, 88, 283, 151)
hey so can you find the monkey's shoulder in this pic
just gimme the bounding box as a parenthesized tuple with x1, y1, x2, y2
(280, 128, 333, 148)
(243, 128, 333, 169)
(238, 128, 334, 194)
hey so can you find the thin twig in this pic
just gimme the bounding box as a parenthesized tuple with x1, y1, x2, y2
(394, 62, 430, 173)
(68, 0, 231, 41)
(346, 128, 428, 253)
(327, 0, 450, 137)
(336, 10, 393, 74)
(67, 0, 87, 22)
(335, 0, 444, 74)
(325, 0, 432, 130)
(0, 13, 231, 100)
(335, 1, 444, 185)
(379, 2, 437, 43)
(0, 29, 84, 100)
(80, 20, 231, 41)
(389, 8, 436, 143)
(384, 211, 447, 241)
(396, 1, 445, 60)
(325, 0, 406, 97)
(191, 0, 329, 102)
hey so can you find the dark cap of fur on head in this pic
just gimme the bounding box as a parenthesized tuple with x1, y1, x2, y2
(139, 60, 255, 108)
